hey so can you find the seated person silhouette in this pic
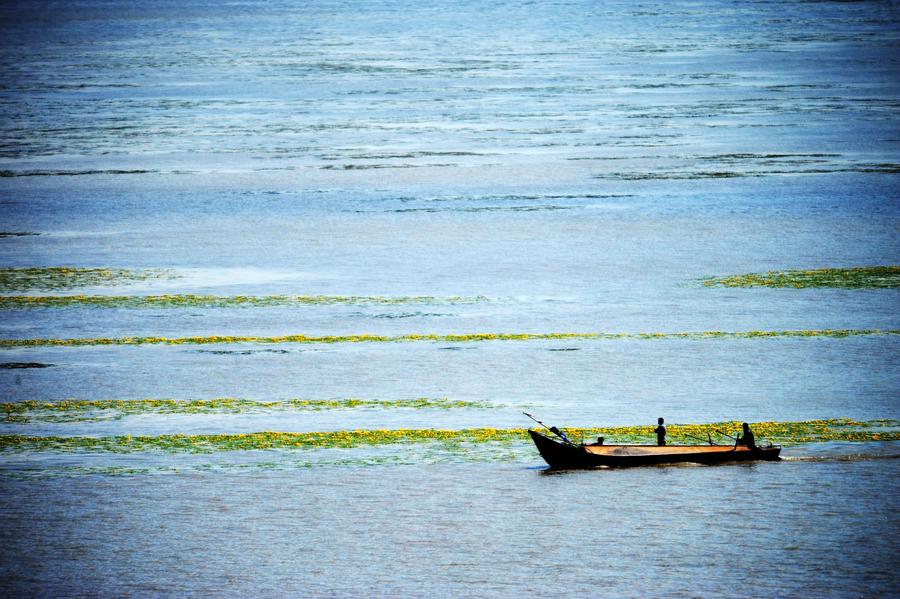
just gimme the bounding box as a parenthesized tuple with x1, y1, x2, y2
(735, 422, 756, 450)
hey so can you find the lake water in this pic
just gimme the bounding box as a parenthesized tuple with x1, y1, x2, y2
(1, 0, 899, 596)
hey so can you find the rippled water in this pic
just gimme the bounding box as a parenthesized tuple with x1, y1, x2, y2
(3, 460, 899, 596)
(1, 0, 899, 596)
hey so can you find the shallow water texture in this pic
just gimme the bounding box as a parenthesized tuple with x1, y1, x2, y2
(1, 0, 899, 596)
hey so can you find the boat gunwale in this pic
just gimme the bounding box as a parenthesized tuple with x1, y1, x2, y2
(581, 443, 768, 456)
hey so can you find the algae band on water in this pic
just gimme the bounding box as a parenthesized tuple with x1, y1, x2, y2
(1, 397, 494, 423)
(0, 329, 897, 347)
(0, 294, 489, 309)
(0, 267, 177, 292)
(1, 420, 896, 453)
(702, 266, 900, 289)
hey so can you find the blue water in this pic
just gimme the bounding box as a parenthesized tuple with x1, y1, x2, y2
(1, 0, 899, 596)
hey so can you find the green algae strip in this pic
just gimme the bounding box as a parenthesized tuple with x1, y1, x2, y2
(2, 397, 493, 423)
(0, 420, 896, 454)
(0, 267, 177, 292)
(702, 266, 900, 289)
(0, 294, 488, 309)
(1, 329, 897, 348)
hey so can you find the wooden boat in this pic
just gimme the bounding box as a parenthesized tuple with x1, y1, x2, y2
(529, 429, 781, 469)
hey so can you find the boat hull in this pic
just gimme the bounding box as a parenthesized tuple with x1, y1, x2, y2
(529, 430, 781, 469)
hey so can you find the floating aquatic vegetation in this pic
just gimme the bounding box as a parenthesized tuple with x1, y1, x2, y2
(594, 164, 900, 180)
(0, 329, 896, 348)
(367, 312, 453, 319)
(0, 420, 896, 454)
(192, 349, 292, 355)
(1, 397, 494, 423)
(0, 294, 489, 309)
(562, 419, 900, 446)
(0, 452, 519, 479)
(702, 266, 900, 289)
(0, 429, 514, 454)
(320, 163, 456, 170)
(695, 153, 843, 161)
(382, 205, 573, 213)
(0, 169, 158, 177)
(0, 267, 178, 292)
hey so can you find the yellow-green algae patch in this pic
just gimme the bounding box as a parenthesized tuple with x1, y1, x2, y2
(1, 397, 494, 423)
(1, 420, 896, 454)
(0, 294, 488, 309)
(1, 329, 897, 348)
(0, 267, 177, 292)
(702, 266, 900, 289)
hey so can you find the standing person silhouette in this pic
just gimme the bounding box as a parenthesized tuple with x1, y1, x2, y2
(655, 417, 666, 446)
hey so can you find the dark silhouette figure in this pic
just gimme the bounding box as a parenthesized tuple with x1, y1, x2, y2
(736, 422, 756, 450)
(655, 417, 666, 446)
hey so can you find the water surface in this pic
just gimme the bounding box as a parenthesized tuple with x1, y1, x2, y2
(1, 0, 898, 595)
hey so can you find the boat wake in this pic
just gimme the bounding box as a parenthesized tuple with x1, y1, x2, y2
(780, 441, 900, 463)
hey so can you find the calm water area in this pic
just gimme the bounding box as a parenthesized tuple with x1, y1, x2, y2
(0, 0, 899, 596)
